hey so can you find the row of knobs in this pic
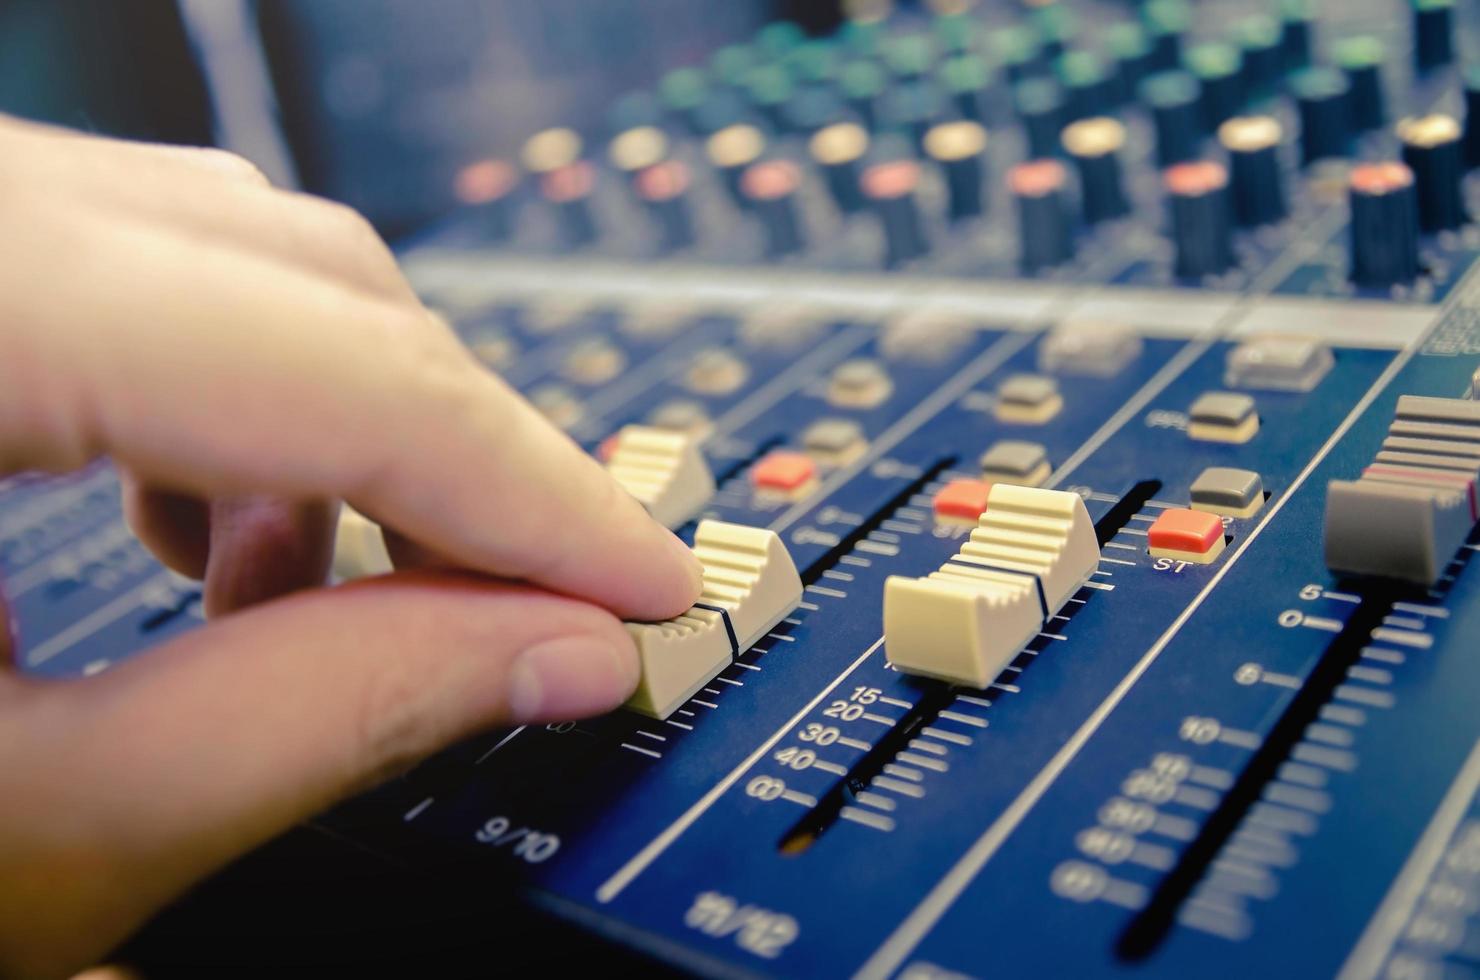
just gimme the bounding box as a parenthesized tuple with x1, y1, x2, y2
(479, 103, 1468, 289)
(455, 0, 1475, 288)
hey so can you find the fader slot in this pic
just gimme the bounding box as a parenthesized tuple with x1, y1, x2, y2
(1115, 583, 1416, 960)
(777, 481, 1161, 855)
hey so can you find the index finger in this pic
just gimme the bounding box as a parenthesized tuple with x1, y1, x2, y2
(1, 213, 702, 621)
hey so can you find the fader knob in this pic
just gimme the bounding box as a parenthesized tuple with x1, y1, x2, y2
(924, 120, 989, 222)
(1009, 160, 1073, 273)
(1413, 0, 1454, 74)
(862, 160, 930, 268)
(1398, 114, 1467, 233)
(1141, 71, 1203, 168)
(1165, 161, 1234, 279)
(1292, 67, 1352, 166)
(1061, 117, 1130, 224)
(1349, 161, 1420, 288)
(884, 484, 1099, 687)
(1219, 115, 1286, 228)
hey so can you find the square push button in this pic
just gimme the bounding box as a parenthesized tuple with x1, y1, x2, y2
(933, 478, 992, 526)
(1225, 336, 1332, 392)
(1188, 391, 1259, 444)
(828, 358, 893, 408)
(752, 450, 818, 499)
(979, 440, 1050, 487)
(995, 373, 1063, 424)
(1148, 508, 1227, 564)
(1190, 467, 1264, 518)
(802, 417, 867, 465)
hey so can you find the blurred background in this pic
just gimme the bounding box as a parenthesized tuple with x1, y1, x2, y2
(0, 0, 846, 237)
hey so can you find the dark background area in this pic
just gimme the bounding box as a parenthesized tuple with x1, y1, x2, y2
(0, 0, 213, 144)
(0, 0, 845, 237)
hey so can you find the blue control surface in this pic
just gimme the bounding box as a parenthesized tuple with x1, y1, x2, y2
(9, 1, 1480, 977)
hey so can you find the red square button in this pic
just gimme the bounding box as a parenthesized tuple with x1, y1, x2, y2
(1148, 508, 1223, 554)
(933, 478, 993, 523)
(752, 451, 817, 492)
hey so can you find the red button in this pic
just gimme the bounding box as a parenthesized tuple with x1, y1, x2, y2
(598, 433, 622, 462)
(1148, 508, 1223, 554)
(933, 478, 993, 523)
(752, 451, 817, 492)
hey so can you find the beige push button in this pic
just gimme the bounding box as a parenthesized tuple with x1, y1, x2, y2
(1188, 391, 1259, 443)
(995, 373, 1063, 424)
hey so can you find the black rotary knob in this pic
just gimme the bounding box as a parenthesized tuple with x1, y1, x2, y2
(862, 159, 930, 268)
(1141, 70, 1203, 168)
(1413, 0, 1454, 75)
(924, 120, 990, 223)
(1008, 160, 1074, 273)
(741, 160, 806, 258)
(1219, 116, 1286, 228)
(1465, 68, 1480, 170)
(1334, 36, 1386, 132)
(1165, 160, 1234, 279)
(706, 124, 767, 211)
(810, 122, 870, 215)
(1349, 161, 1420, 288)
(634, 160, 696, 253)
(1398, 113, 1467, 233)
(1061, 117, 1130, 224)
(1014, 78, 1066, 160)
(1292, 67, 1352, 166)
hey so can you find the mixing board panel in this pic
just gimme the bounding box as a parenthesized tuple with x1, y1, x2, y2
(10, 0, 1480, 977)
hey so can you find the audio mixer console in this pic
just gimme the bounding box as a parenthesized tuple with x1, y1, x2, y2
(9, 1, 1480, 977)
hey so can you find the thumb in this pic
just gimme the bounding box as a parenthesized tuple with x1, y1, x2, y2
(0, 572, 637, 978)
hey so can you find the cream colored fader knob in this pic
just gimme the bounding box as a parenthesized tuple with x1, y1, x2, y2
(625, 520, 802, 719)
(605, 425, 716, 529)
(332, 506, 392, 581)
(884, 484, 1099, 687)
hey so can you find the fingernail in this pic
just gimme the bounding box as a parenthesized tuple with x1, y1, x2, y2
(507, 635, 639, 723)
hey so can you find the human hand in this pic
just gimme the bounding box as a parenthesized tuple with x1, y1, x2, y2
(0, 116, 701, 977)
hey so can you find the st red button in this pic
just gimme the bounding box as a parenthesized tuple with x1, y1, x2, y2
(1148, 508, 1226, 564)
